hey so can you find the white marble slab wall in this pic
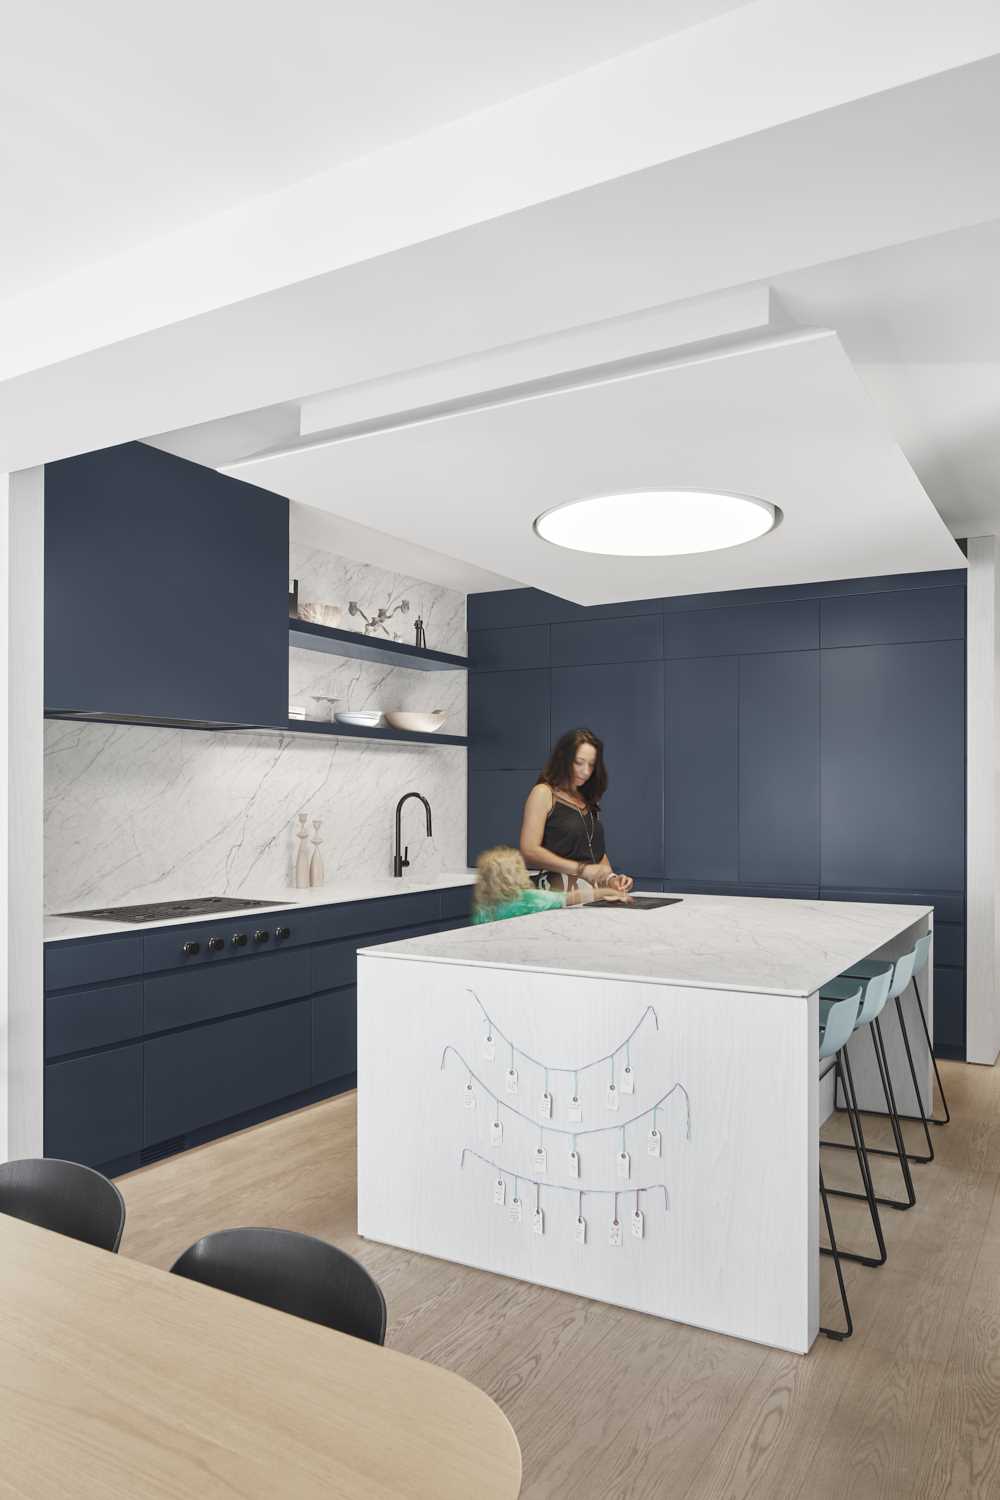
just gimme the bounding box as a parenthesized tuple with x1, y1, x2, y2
(44, 541, 467, 911)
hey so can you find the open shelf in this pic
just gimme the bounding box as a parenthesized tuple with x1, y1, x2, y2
(289, 618, 468, 672)
(282, 718, 467, 747)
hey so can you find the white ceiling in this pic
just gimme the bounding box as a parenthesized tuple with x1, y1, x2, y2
(224, 330, 963, 606)
(1, 0, 742, 301)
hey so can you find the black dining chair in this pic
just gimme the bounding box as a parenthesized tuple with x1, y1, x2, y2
(0, 1157, 126, 1252)
(170, 1227, 387, 1345)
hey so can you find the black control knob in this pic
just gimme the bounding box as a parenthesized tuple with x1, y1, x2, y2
(207, 936, 225, 953)
(253, 929, 270, 944)
(231, 932, 248, 948)
(182, 941, 200, 957)
(275, 926, 291, 940)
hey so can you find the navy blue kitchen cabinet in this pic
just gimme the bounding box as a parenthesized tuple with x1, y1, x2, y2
(468, 571, 967, 1055)
(43, 885, 473, 1175)
(551, 658, 665, 876)
(45, 440, 288, 726)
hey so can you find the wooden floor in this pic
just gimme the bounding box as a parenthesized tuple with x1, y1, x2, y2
(119, 1059, 1000, 1500)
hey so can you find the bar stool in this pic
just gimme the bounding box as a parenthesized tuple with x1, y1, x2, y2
(818, 983, 864, 1340)
(889, 933, 949, 1126)
(821, 964, 917, 1212)
(818, 978, 887, 1271)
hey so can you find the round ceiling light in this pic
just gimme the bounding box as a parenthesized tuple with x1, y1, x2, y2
(533, 489, 779, 557)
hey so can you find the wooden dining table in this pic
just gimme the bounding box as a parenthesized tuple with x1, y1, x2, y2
(0, 1212, 522, 1499)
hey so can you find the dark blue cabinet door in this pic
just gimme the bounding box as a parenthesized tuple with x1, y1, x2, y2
(666, 656, 738, 882)
(551, 661, 665, 875)
(45, 1045, 141, 1168)
(312, 987, 357, 1084)
(820, 640, 965, 891)
(739, 652, 820, 886)
(469, 669, 550, 770)
(45, 441, 288, 726)
(468, 769, 535, 862)
(143, 1000, 311, 1146)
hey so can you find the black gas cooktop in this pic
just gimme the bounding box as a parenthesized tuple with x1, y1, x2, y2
(56, 896, 289, 924)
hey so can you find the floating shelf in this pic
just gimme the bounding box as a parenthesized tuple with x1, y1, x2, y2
(281, 718, 468, 747)
(289, 618, 468, 672)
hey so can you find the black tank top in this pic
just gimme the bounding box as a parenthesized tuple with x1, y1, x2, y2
(542, 792, 606, 865)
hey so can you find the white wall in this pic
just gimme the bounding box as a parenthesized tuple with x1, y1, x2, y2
(966, 536, 1000, 1064)
(0, 469, 44, 1162)
(44, 535, 468, 911)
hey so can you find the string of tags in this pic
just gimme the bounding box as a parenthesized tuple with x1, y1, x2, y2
(476, 1081, 666, 1179)
(490, 1030, 637, 1123)
(490, 1169, 649, 1247)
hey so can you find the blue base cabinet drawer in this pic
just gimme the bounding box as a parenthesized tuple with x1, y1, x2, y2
(143, 1000, 311, 1147)
(45, 935, 143, 992)
(45, 981, 142, 1060)
(44, 1045, 141, 1167)
(144, 948, 312, 1034)
(312, 987, 357, 1085)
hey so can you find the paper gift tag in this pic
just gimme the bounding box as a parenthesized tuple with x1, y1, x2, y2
(607, 1083, 619, 1112)
(533, 1207, 545, 1236)
(617, 1151, 631, 1180)
(493, 1177, 506, 1206)
(463, 1082, 475, 1110)
(609, 1218, 623, 1248)
(483, 1032, 496, 1062)
(631, 1210, 645, 1240)
(575, 1215, 587, 1245)
(540, 1090, 553, 1120)
(647, 1128, 661, 1158)
(621, 1065, 636, 1095)
(568, 1149, 580, 1178)
(506, 1068, 519, 1095)
(510, 1196, 522, 1224)
(490, 1119, 504, 1148)
(568, 1096, 583, 1124)
(533, 1145, 547, 1173)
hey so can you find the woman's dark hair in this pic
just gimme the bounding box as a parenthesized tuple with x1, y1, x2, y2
(538, 728, 608, 809)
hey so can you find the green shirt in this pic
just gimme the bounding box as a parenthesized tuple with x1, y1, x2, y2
(472, 888, 567, 924)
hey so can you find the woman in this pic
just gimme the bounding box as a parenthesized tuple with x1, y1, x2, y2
(472, 846, 625, 923)
(519, 727, 634, 894)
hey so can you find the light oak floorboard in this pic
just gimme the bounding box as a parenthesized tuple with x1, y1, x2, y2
(118, 1059, 999, 1500)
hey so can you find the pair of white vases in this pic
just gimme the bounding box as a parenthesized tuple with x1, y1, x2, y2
(295, 813, 325, 887)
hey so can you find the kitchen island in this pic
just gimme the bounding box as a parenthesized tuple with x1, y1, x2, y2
(357, 893, 932, 1353)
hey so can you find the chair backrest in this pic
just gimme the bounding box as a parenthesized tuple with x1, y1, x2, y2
(170, 1227, 387, 1345)
(911, 932, 932, 976)
(888, 946, 917, 1000)
(0, 1157, 126, 1252)
(819, 982, 864, 1059)
(857, 965, 894, 1024)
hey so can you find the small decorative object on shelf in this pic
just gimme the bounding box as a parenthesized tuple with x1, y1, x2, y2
(294, 813, 311, 889)
(348, 596, 410, 640)
(288, 577, 300, 617)
(309, 819, 325, 887)
(298, 601, 344, 627)
(310, 695, 339, 722)
(414, 616, 427, 649)
(288, 704, 307, 721)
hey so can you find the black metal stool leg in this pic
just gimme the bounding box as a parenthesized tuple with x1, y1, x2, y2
(912, 975, 951, 1125)
(891, 992, 935, 1161)
(820, 1053, 887, 1266)
(826, 1024, 916, 1210)
(820, 1165, 853, 1340)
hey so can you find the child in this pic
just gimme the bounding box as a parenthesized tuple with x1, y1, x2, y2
(473, 845, 626, 924)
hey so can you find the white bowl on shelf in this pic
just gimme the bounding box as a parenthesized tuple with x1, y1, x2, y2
(335, 710, 385, 728)
(384, 710, 448, 733)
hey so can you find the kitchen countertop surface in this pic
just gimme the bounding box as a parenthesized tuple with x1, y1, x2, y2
(44, 872, 477, 942)
(360, 892, 932, 997)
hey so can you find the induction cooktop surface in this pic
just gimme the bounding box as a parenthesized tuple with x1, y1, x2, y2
(56, 896, 289, 924)
(583, 896, 683, 911)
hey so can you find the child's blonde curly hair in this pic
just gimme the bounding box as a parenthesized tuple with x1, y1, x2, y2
(475, 845, 531, 911)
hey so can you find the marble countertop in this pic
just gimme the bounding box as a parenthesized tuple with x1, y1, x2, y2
(359, 892, 932, 997)
(44, 872, 477, 942)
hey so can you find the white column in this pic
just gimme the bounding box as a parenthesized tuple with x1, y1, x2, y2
(0, 468, 44, 1162)
(966, 536, 1000, 1066)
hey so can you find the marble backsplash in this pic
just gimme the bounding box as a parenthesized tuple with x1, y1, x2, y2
(44, 539, 468, 912)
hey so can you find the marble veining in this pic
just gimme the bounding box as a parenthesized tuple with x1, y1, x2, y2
(361, 892, 932, 996)
(45, 537, 468, 912)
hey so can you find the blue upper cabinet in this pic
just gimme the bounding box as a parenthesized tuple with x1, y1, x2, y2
(45, 441, 289, 727)
(739, 651, 820, 887)
(666, 656, 739, 882)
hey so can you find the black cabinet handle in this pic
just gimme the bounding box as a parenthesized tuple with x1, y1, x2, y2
(275, 926, 291, 940)
(231, 933, 248, 948)
(207, 936, 225, 953)
(182, 941, 201, 957)
(253, 929, 270, 944)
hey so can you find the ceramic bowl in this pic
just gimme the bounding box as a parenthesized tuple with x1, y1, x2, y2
(384, 710, 447, 733)
(335, 710, 385, 728)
